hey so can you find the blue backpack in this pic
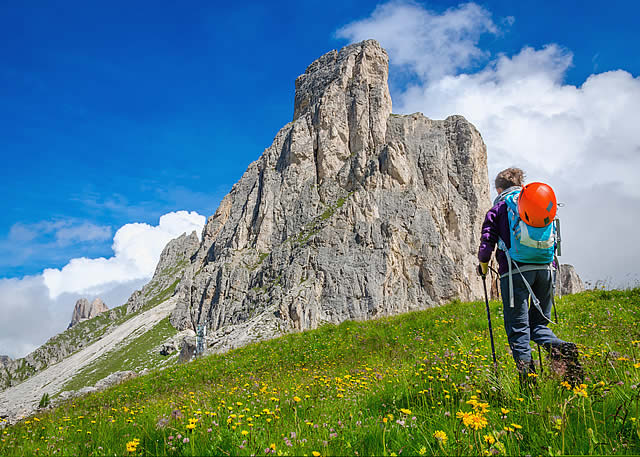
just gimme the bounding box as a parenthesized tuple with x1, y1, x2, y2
(500, 189, 556, 264)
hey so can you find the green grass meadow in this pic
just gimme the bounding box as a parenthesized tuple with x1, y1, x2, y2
(1, 288, 640, 456)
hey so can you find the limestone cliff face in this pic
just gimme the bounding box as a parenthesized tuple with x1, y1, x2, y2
(558, 264, 585, 295)
(69, 298, 109, 328)
(169, 40, 491, 352)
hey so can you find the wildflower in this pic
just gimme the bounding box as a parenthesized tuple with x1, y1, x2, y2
(400, 408, 412, 415)
(500, 408, 510, 415)
(312, 453, 321, 457)
(418, 447, 427, 456)
(560, 381, 572, 390)
(433, 430, 448, 444)
(468, 413, 488, 430)
(483, 434, 495, 445)
(573, 384, 588, 398)
(474, 402, 489, 413)
(126, 438, 140, 453)
(382, 417, 388, 423)
(510, 423, 522, 430)
(242, 430, 249, 436)
(293, 396, 302, 403)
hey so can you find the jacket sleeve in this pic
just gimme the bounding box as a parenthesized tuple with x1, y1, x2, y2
(478, 204, 501, 263)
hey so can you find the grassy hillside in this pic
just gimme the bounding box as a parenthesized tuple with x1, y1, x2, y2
(1, 288, 640, 456)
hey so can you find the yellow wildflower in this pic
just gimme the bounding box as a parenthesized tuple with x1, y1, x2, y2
(468, 413, 488, 430)
(433, 430, 448, 444)
(418, 447, 427, 455)
(500, 408, 510, 415)
(400, 408, 412, 415)
(511, 423, 522, 429)
(483, 434, 495, 445)
(312, 452, 321, 457)
(126, 438, 140, 453)
(293, 396, 302, 403)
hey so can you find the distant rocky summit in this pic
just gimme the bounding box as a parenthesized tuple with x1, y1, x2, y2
(68, 298, 109, 328)
(170, 40, 491, 353)
(558, 264, 585, 295)
(0, 355, 12, 366)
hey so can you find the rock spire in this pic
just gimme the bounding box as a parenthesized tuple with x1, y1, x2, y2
(68, 298, 109, 328)
(168, 40, 491, 353)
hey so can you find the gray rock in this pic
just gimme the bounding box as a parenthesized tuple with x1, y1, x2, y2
(169, 40, 491, 355)
(69, 298, 109, 328)
(158, 330, 192, 357)
(93, 370, 137, 391)
(55, 371, 137, 404)
(557, 264, 585, 295)
(178, 333, 197, 363)
(126, 231, 200, 314)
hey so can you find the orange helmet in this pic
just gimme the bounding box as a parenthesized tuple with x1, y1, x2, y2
(518, 182, 557, 227)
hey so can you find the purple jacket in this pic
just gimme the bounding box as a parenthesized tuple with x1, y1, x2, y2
(478, 200, 511, 275)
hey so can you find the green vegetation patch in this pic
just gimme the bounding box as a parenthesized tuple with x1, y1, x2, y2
(3, 288, 640, 456)
(61, 317, 178, 393)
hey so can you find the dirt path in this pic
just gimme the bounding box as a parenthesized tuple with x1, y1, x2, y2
(0, 298, 176, 424)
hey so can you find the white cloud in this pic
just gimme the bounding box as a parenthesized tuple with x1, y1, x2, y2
(336, 0, 497, 82)
(338, 1, 640, 287)
(43, 211, 205, 299)
(0, 211, 205, 358)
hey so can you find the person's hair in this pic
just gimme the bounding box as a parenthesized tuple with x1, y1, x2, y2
(495, 167, 525, 191)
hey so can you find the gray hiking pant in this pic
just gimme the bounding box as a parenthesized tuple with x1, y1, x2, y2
(500, 268, 565, 363)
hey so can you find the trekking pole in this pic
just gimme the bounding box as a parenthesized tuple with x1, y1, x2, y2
(537, 343, 544, 375)
(482, 275, 498, 369)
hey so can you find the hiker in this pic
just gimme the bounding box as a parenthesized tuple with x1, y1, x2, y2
(477, 167, 583, 386)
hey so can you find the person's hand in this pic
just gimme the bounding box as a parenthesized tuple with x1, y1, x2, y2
(477, 262, 489, 277)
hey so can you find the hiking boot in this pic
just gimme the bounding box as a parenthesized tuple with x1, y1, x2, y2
(550, 342, 584, 387)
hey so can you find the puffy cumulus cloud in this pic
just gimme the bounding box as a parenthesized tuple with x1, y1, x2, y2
(43, 211, 205, 299)
(0, 275, 52, 358)
(338, 1, 640, 286)
(336, 0, 497, 82)
(0, 211, 205, 358)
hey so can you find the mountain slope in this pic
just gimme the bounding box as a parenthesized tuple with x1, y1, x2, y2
(0, 297, 177, 423)
(2, 288, 639, 456)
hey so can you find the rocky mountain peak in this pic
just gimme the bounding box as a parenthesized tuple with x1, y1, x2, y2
(68, 298, 109, 328)
(169, 39, 491, 353)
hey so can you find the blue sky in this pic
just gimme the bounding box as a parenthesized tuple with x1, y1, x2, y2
(1, 1, 640, 357)
(2, 0, 639, 277)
